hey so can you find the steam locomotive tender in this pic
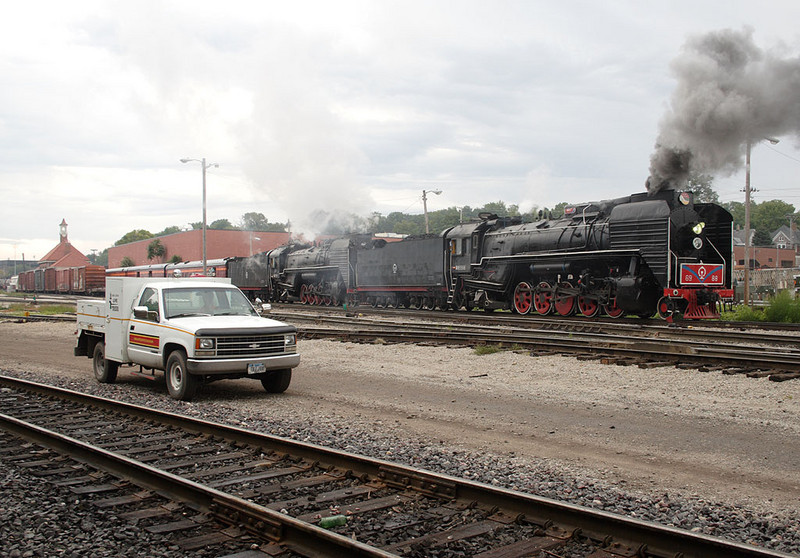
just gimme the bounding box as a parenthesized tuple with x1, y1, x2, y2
(267, 189, 733, 320)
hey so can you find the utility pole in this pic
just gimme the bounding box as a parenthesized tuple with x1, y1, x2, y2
(422, 189, 442, 234)
(180, 157, 219, 275)
(743, 141, 753, 307)
(743, 137, 779, 306)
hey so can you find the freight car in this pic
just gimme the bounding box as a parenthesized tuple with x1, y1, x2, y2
(16, 264, 105, 296)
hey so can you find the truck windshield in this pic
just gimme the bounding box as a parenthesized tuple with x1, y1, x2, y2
(163, 287, 257, 319)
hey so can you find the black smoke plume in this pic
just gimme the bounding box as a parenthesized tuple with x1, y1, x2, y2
(646, 28, 800, 193)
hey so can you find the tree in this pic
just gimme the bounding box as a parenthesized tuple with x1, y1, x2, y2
(752, 199, 795, 233)
(687, 174, 719, 203)
(210, 219, 236, 230)
(157, 226, 182, 236)
(240, 212, 270, 231)
(169, 255, 183, 263)
(753, 229, 773, 246)
(88, 248, 108, 267)
(120, 257, 135, 267)
(240, 212, 288, 232)
(147, 239, 166, 262)
(722, 201, 745, 229)
(115, 230, 153, 246)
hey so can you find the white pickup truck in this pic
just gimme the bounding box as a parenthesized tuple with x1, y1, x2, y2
(75, 277, 300, 401)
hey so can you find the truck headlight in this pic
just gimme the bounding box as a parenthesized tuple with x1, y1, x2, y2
(284, 334, 296, 347)
(196, 338, 215, 350)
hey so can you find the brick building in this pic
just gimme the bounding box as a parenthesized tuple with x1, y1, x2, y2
(108, 229, 291, 268)
(39, 219, 91, 269)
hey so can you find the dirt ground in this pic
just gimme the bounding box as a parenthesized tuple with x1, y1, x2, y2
(1, 319, 799, 516)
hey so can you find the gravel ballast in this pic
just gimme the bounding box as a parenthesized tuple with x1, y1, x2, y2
(1, 320, 799, 556)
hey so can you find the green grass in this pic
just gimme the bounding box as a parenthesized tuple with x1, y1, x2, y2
(1, 303, 75, 316)
(723, 290, 800, 323)
(473, 343, 524, 355)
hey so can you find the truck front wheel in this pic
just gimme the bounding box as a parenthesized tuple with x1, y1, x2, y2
(92, 342, 119, 384)
(166, 350, 197, 401)
(261, 368, 292, 393)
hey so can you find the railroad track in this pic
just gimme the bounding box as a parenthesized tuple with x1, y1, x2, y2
(3, 307, 800, 379)
(0, 374, 794, 558)
(268, 307, 800, 380)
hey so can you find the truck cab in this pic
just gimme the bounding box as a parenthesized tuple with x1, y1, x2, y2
(76, 277, 300, 400)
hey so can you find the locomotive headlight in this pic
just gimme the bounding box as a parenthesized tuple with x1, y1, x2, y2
(692, 222, 705, 234)
(692, 237, 704, 250)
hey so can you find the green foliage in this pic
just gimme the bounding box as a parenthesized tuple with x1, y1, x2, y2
(87, 248, 108, 266)
(156, 226, 182, 236)
(2, 303, 75, 316)
(722, 201, 745, 229)
(752, 229, 773, 246)
(727, 304, 764, 322)
(474, 344, 502, 355)
(763, 290, 800, 323)
(753, 200, 795, 233)
(115, 230, 153, 246)
(240, 212, 268, 231)
(120, 256, 135, 267)
(688, 174, 719, 203)
(210, 218, 235, 230)
(725, 291, 800, 323)
(146, 239, 166, 261)
(169, 255, 182, 263)
(722, 199, 795, 233)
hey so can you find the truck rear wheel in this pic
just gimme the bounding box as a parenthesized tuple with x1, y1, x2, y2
(92, 342, 118, 384)
(261, 369, 292, 393)
(166, 350, 197, 401)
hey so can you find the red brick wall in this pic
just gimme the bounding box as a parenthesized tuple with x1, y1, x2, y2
(108, 230, 292, 268)
(733, 245, 797, 269)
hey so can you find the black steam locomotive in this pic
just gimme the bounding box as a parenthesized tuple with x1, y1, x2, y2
(264, 189, 733, 320)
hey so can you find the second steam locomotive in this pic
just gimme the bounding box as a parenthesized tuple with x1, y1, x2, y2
(106, 189, 734, 321)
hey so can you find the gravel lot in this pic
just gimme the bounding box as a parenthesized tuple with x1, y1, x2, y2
(1, 319, 799, 556)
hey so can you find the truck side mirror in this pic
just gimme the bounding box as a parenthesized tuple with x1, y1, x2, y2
(133, 305, 158, 321)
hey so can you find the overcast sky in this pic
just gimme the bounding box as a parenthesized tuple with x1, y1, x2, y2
(2, 1, 799, 262)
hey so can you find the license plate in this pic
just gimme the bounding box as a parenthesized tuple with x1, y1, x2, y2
(247, 363, 266, 375)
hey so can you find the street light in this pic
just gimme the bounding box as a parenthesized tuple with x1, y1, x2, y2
(180, 157, 218, 276)
(422, 189, 442, 234)
(743, 138, 779, 306)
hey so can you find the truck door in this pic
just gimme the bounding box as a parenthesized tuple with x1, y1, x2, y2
(127, 287, 163, 369)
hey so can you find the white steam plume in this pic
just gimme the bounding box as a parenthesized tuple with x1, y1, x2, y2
(646, 28, 800, 193)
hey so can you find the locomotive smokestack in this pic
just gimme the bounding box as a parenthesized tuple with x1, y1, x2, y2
(646, 28, 800, 194)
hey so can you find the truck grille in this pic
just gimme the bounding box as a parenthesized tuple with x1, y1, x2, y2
(216, 334, 289, 357)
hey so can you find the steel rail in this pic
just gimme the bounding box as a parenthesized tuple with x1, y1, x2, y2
(296, 323, 800, 371)
(0, 374, 794, 558)
(270, 306, 800, 350)
(0, 405, 396, 557)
